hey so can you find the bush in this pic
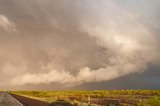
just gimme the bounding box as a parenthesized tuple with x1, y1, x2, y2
(72, 101, 80, 106)
(148, 96, 160, 106)
(50, 99, 73, 106)
(136, 96, 160, 106)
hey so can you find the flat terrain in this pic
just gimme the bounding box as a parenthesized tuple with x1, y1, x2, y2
(0, 91, 23, 106)
(10, 90, 160, 106)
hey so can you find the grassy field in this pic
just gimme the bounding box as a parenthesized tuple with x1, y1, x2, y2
(10, 90, 160, 106)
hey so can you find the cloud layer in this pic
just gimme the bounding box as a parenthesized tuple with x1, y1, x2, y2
(0, 0, 160, 89)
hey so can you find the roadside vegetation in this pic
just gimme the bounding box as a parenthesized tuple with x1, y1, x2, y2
(10, 90, 160, 106)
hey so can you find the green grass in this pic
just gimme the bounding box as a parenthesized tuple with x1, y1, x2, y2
(136, 96, 160, 106)
(10, 90, 160, 106)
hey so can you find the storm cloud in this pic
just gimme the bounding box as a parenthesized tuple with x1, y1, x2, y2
(0, 0, 160, 90)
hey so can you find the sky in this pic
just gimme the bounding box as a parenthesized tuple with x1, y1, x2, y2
(0, 0, 160, 90)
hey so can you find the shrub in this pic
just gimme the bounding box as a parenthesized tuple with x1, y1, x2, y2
(136, 96, 160, 106)
(148, 96, 160, 106)
(72, 101, 80, 106)
(50, 99, 73, 106)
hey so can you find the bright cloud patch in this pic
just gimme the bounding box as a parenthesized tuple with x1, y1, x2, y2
(0, 15, 15, 31)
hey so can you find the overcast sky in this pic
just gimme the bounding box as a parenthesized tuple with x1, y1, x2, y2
(0, 0, 160, 90)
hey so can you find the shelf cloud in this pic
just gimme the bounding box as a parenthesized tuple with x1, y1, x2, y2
(0, 0, 160, 90)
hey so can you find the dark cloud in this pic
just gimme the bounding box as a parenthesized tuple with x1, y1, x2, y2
(74, 65, 160, 90)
